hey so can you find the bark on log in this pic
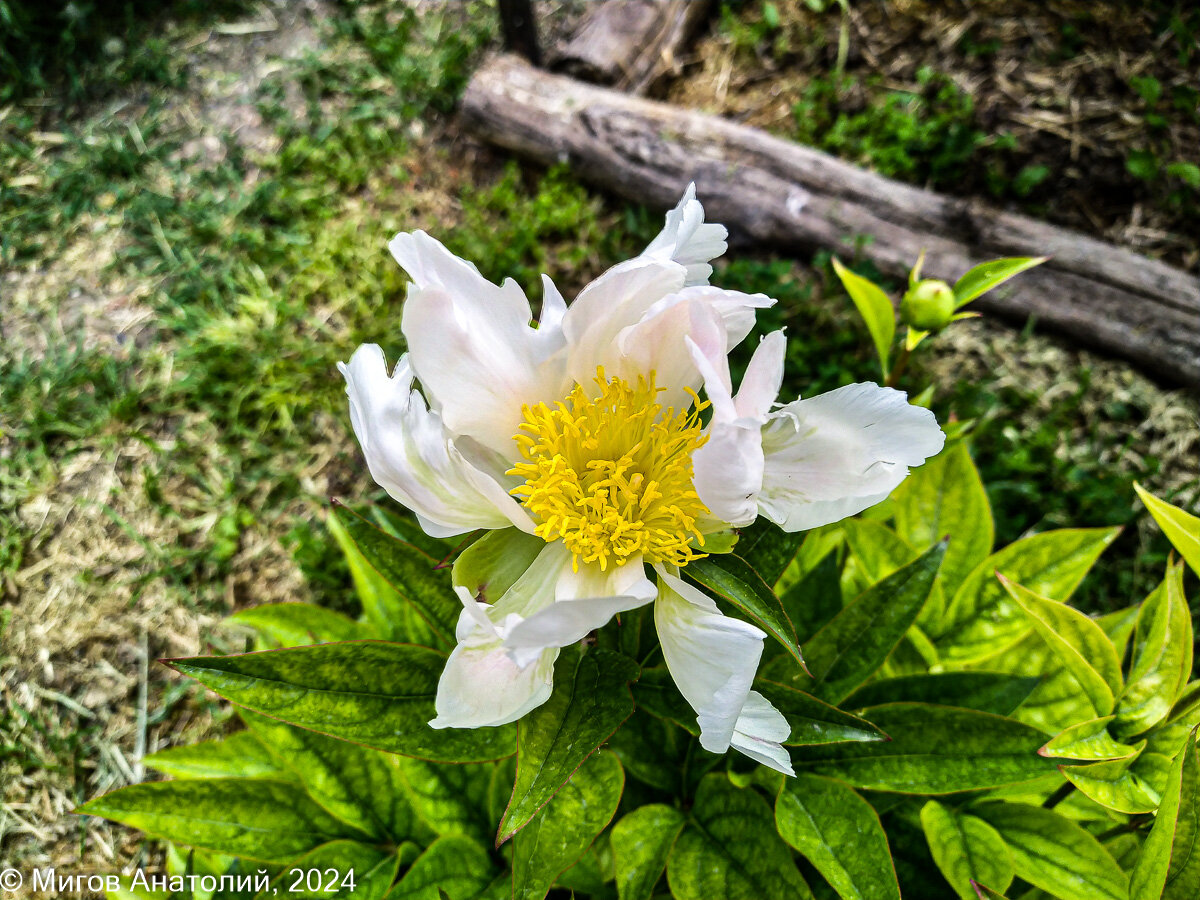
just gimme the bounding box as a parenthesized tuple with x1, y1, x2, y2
(549, 0, 713, 95)
(462, 55, 1200, 388)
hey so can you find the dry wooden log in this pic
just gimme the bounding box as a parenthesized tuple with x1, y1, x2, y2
(462, 54, 1200, 388)
(549, 0, 713, 95)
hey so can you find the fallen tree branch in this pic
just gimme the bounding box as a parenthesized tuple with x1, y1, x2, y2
(462, 55, 1200, 388)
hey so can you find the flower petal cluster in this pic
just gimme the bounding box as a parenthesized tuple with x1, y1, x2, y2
(341, 185, 945, 775)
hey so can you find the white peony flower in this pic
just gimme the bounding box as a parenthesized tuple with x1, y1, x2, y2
(339, 186, 945, 776)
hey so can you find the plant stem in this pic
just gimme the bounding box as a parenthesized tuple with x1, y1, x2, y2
(1042, 782, 1075, 809)
(885, 345, 911, 388)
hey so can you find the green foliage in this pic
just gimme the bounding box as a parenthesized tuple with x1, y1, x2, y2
(90, 437, 1200, 899)
(791, 68, 984, 189)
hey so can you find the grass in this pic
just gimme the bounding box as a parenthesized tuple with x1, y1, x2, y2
(2, 0, 1197, 868)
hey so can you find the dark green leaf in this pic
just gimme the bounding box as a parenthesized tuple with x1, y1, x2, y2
(331, 503, 458, 647)
(776, 774, 900, 900)
(668, 774, 811, 900)
(499, 647, 638, 843)
(76, 779, 361, 862)
(1131, 729, 1200, 899)
(755, 679, 888, 746)
(920, 800, 1013, 900)
(512, 750, 625, 900)
(611, 804, 687, 900)
(607, 710, 689, 792)
(632, 666, 701, 736)
(972, 802, 1128, 900)
(241, 709, 418, 843)
(793, 543, 945, 704)
(168, 642, 514, 762)
(845, 672, 1040, 717)
(779, 550, 842, 646)
(687, 553, 804, 671)
(227, 602, 376, 648)
(792, 703, 1058, 793)
(732, 517, 805, 587)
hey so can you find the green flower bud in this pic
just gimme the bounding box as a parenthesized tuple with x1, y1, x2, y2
(900, 279, 956, 332)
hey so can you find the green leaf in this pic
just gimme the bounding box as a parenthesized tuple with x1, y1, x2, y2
(168, 642, 514, 763)
(1099, 605, 1141, 663)
(512, 750, 624, 900)
(776, 773, 900, 900)
(687, 553, 805, 671)
(611, 804, 687, 900)
(792, 703, 1058, 793)
(970, 883, 1012, 900)
(241, 709, 418, 843)
(142, 730, 292, 780)
(668, 774, 811, 900)
(499, 647, 639, 843)
(755, 679, 889, 746)
(607, 710, 688, 791)
(845, 672, 1040, 717)
(451, 527, 545, 605)
(1115, 563, 1193, 738)
(972, 802, 1128, 900)
(891, 442, 994, 601)
(631, 666, 699, 735)
(331, 503, 458, 647)
(388, 836, 496, 900)
(1061, 753, 1165, 815)
(1135, 483, 1200, 578)
(832, 256, 895, 377)
(329, 506, 419, 644)
(937, 528, 1119, 664)
(1002, 577, 1123, 716)
(952, 257, 1046, 308)
(791, 543, 945, 704)
(1131, 730, 1200, 900)
(396, 757, 493, 844)
(842, 519, 919, 584)
(920, 800, 1013, 900)
(228, 602, 376, 647)
(779, 549, 842, 646)
(272, 839, 400, 900)
(1040, 717, 1142, 762)
(77, 779, 361, 862)
(731, 517, 805, 587)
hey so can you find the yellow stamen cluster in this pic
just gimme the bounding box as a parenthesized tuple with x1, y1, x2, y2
(509, 369, 711, 571)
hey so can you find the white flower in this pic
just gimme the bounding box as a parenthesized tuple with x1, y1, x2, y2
(340, 186, 945, 775)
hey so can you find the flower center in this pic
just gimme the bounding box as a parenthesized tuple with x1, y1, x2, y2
(508, 368, 710, 572)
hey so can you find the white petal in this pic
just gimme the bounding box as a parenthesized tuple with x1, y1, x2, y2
(338, 345, 533, 536)
(729, 691, 794, 775)
(734, 331, 786, 420)
(688, 331, 786, 526)
(402, 285, 567, 457)
(644, 285, 774, 354)
(429, 634, 558, 729)
(642, 183, 729, 286)
(654, 568, 765, 753)
(562, 257, 688, 386)
(692, 422, 764, 527)
(504, 557, 656, 662)
(758, 383, 946, 532)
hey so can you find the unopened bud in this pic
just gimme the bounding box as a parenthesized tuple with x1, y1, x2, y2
(900, 279, 956, 332)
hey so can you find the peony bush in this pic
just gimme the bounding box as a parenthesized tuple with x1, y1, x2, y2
(85, 190, 1200, 900)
